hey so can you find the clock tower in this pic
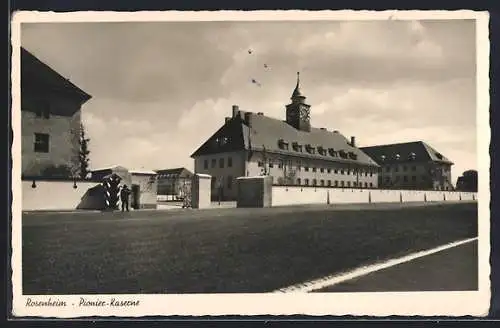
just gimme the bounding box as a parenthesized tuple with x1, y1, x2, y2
(286, 72, 311, 132)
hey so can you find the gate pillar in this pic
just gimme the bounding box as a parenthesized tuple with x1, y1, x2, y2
(191, 173, 212, 209)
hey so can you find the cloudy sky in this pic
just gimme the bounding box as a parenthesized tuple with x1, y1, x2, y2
(21, 19, 477, 182)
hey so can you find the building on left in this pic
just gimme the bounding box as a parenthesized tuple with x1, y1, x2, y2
(21, 47, 92, 177)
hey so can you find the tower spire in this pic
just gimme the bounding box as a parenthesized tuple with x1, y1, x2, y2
(291, 71, 305, 100)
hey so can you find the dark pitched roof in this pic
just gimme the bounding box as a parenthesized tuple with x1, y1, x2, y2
(360, 141, 453, 165)
(155, 167, 193, 177)
(191, 111, 379, 167)
(21, 47, 92, 104)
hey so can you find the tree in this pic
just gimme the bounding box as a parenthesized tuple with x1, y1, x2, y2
(79, 123, 91, 179)
(283, 161, 297, 185)
(260, 145, 270, 176)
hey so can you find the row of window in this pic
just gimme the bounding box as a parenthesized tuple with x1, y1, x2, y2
(383, 176, 420, 183)
(384, 165, 417, 173)
(295, 178, 374, 188)
(258, 161, 374, 177)
(204, 157, 233, 169)
(278, 139, 358, 160)
(383, 164, 450, 174)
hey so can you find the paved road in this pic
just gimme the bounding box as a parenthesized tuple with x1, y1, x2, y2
(314, 240, 478, 292)
(22, 202, 478, 294)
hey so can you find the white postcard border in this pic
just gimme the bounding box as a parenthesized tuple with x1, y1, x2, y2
(10, 9, 491, 317)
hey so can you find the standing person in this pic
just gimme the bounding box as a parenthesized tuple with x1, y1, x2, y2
(120, 184, 131, 212)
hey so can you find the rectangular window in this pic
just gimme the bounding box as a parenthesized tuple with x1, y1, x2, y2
(297, 178, 301, 185)
(394, 166, 399, 172)
(320, 180, 325, 186)
(412, 176, 417, 182)
(34, 133, 49, 153)
(365, 182, 368, 188)
(353, 182, 357, 187)
(403, 176, 408, 182)
(211, 159, 216, 168)
(278, 161, 283, 169)
(204, 160, 208, 169)
(341, 181, 345, 187)
(312, 167, 317, 172)
(327, 180, 332, 186)
(227, 176, 233, 189)
(219, 158, 224, 168)
(304, 178, 309, 185)
(369, 182, 373, 188)
(258, 161, 263, 167)
(304, 167, 309, 172)
(320, 168, 324, 173)
(334, 169, 338, 174)
(347, 181, 351, 187)
(327, 168, 331, 173)
(341, 170, 344, 175)
(412, 166, 417, 171)
(228, 157, 233, 167)
(335, 180, 339, 187)
(312, 179, 317, 186)
(403, 165, 408, 172)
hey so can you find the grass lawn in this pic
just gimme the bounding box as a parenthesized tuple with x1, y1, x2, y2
(22, 203, 477, 294)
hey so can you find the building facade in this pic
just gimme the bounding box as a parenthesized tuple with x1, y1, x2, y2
(360, 142, 454, 190)
(21, 47, 92, 177)
(156, 167, 193, 199)
(191, 73, 380, 200)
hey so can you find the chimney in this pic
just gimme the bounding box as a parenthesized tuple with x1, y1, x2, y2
(350, 136, 356, 147)
(232, 105, 239, 118)
(320, 127, 326, 130)
(257, 112, 264, 116)
(244, 112, 252, 127)
(225, 117, 231, 123)
(333, 130, 339, 133)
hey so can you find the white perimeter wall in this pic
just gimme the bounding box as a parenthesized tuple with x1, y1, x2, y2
(22, 180, 101, 211)
(272, 186, 477, 207)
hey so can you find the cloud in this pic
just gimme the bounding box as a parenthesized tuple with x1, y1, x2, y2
(21, 19, 477, 183)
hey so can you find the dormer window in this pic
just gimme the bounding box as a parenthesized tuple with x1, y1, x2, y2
(305, 144, 314, 154)
(292, 142, 300, 151)
(408, 152, 416, 160)
(435, 152, 443, 160)
(339, 150, 348, 159)
(328, 148, 337, 157)
(380, 155, 386, 161)
(317, 146, 327, 156)
(395, 153, 401, 160)
(348, 152, 358, 160)
(278, 139, 289, 150)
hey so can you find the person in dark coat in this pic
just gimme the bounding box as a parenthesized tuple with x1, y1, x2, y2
(120, 184, 131, 212)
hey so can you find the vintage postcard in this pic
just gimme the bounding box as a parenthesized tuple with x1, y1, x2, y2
(11, 10, 490, 317)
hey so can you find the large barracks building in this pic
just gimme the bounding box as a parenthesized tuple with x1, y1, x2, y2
(191, 73, 457, 200)
(191, 73, 381, 200)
